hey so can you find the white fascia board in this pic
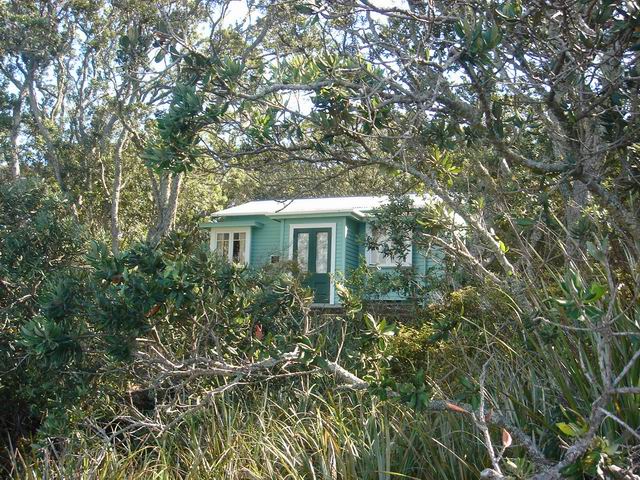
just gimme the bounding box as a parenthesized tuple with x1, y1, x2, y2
(268, 210, 365, 220)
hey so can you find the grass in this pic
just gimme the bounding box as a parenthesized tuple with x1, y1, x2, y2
(9, 387, 488, 480)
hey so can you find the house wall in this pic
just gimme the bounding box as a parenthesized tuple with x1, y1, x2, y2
(249, 216, 283, 266)
(208, 215, 349, 277)
(345, 217, 363, 274)
(206, 215, 445, 304)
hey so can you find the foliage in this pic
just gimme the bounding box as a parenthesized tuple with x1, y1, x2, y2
(9, 389, 489, 480)
(0, 178, 88, 463)
(2, 0, 640, 478)
(13, 230, 315, 439)
(340, 260, 430, 303)
(337, 260, 640, 477)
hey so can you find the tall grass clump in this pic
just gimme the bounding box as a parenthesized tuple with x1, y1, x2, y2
(10, 388, 488, 480)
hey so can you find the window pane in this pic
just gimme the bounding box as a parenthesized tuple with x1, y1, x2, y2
(377, 230, 396, 266)
(216, 233, 229, 259)
(367, 226, 411, 266)
(367, 228, 390, 265)
(296, 232, 309, 272)
(316, 232, 328, 273)
(232, 232, 246, 263)
(369, 247, 382, 265)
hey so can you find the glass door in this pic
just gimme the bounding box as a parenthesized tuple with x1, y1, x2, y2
(293, 228, 332, 303)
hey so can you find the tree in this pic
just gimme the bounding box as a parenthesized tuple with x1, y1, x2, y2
(170, 0, 639, 269)
(144, 1, 640, 477)
(0, 0, 250, 249)
(3, 1, 640, 478)
(0, 178, 87, 458)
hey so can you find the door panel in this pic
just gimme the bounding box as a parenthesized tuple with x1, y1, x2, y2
(293, 228, 332, 303)
(296, 232, 309, 272)
(315, 231, 329, 273)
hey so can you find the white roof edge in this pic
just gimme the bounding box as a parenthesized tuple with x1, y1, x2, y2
(215, 211, 270, 217)
(215, 210, 367, 219)
(211, 195, 435, 218)
(269, 209, 367, 218)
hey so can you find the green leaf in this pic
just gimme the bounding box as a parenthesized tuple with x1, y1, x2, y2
(610, 91, 623, 106)
(556, 421, 587, 438)
(586, 241, 606, 262)
(585, 282, 607, 303)
(454, 22, 465, 39)
(295, 4, 315, 15)
(491, 101, 503, 119)
(119, 35, 130, 49)
(557, 422, 579, 437)
(482, 27, 502, 49)
(312, 356, 329, 369)
(514, 217, 535, 227)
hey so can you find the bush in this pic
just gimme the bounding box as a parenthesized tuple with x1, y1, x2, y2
(339, 265, 640, 477)
(15, 231, 316, 442)
(4, 184, 639, 478)
(0, 185, 317, 468)
(387, 286, 516, 381)
(0, 178, 87, 467)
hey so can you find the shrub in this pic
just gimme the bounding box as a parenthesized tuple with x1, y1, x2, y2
(16, 231, 315, 443)
(0, 178, 87, 467)
(387, 286, 516, 382)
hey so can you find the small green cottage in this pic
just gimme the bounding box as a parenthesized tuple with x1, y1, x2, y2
(201, 195, 437, 305)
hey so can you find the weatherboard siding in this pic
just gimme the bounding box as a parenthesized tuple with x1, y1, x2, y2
(249, 216, 283, 266)
(345, 217, 363, 274)
(422, 244, 446, 280)
(204, 213, 443, 304)
(208, 215, 283, 266)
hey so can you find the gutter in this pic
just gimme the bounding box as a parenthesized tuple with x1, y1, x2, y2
(199, 219, 264, 228)
(210, 208, 371, 219)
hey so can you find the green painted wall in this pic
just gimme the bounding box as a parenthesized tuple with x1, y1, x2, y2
(207, 214, 284, 266)
(208, 215, 350, 276)
(249, 215, 283, 266)
(205, 214, 442, 304)
(345, 217, 363, 274)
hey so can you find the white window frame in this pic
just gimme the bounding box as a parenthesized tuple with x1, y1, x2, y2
(365, 223, 412, 267)
(209, 227, 251, 265)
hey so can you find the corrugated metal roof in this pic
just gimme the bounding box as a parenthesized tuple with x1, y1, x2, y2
(213, 195, 431, 217)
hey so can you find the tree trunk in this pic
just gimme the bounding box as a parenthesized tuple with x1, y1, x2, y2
(26, 69, 65, 192)
(564, 177, 589, 261)
(565, 119, 606, 262)
(110, 131, 129, 255)
(8, 83, 27, 179)
(147, 172, 182, 246)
